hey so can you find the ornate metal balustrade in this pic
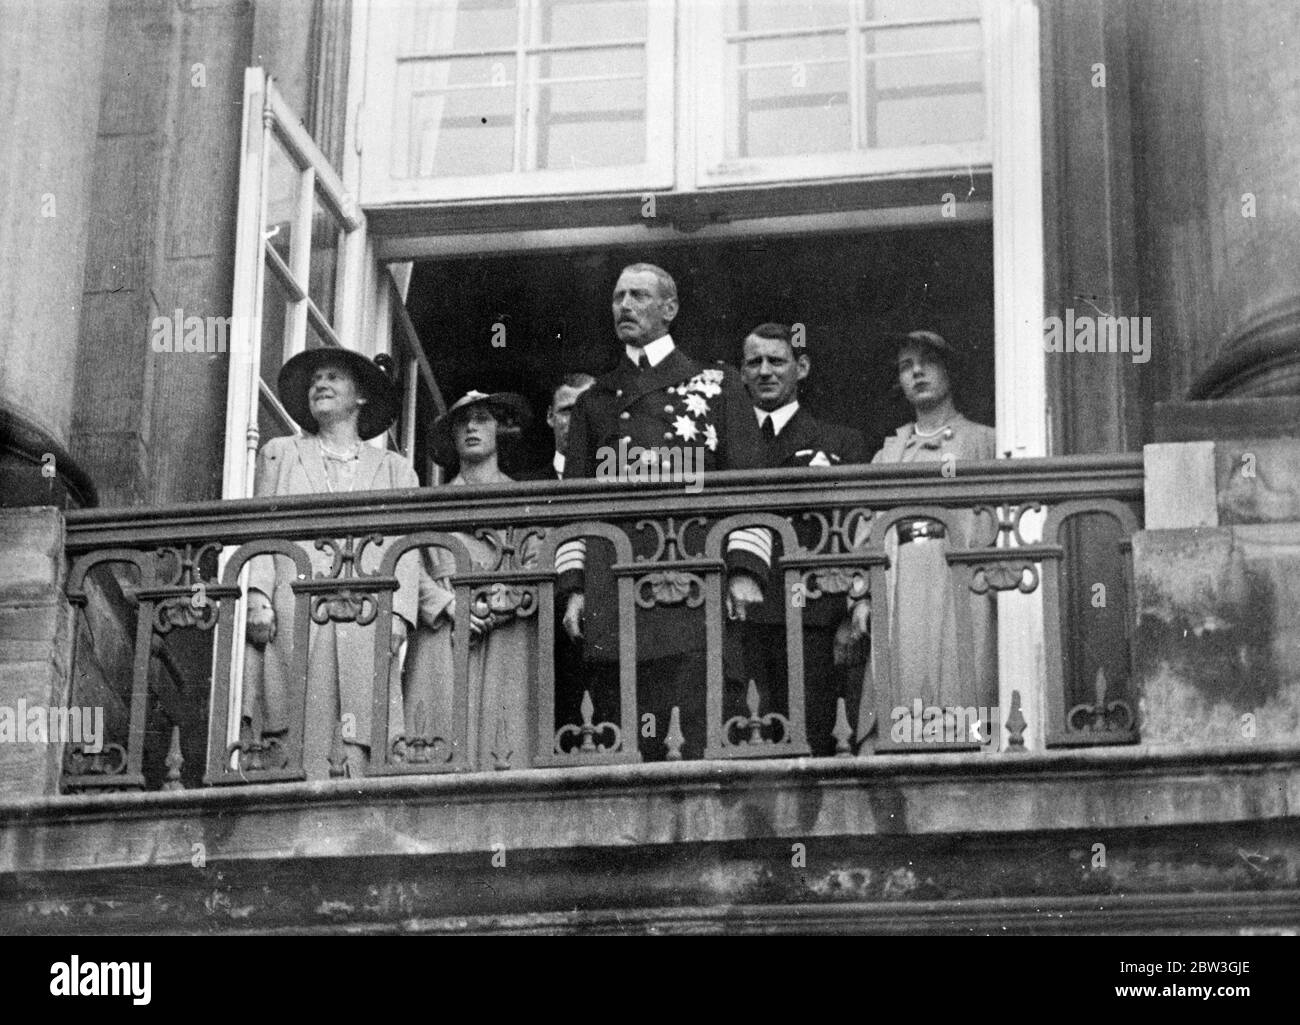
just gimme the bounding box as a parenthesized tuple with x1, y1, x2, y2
(59, 455, 1144, 792)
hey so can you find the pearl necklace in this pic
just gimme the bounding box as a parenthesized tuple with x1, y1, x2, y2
(318, 439, 361, 494)
(320, 440, 361, 460)
(913, 420, 955, 439)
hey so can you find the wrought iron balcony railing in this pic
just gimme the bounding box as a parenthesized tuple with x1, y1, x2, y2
(60, 455, 1144, 793)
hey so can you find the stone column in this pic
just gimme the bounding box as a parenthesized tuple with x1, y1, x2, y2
(0, 0, 108, 509)
(1130, 0, 1300, 404)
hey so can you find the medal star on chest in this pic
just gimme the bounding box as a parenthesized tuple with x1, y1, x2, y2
(679, 370, 723, 399)
(682, 393, 709, 417)
(672, 414, 700, 442)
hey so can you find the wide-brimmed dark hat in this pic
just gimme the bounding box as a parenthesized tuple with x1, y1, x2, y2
(431, 389, 533, 467)
(277, 348, 400, 440)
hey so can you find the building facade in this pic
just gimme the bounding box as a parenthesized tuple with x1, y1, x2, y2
(2, 0, 1300, 933)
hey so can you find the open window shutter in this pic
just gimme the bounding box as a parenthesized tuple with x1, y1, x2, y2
(222, 67, 366, 499)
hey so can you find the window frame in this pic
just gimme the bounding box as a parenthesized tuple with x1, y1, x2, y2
(690, 0, 991, 190)
(341, 0, 1049, 749)
(223, 69, 367, 502)
(358, 0, 677, 204)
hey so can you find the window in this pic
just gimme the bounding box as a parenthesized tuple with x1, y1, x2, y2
(223, 70, 366, 499)
(225, 70, 447, 501)
(694, 0, 989, 186)
(361, 0, 676, 202)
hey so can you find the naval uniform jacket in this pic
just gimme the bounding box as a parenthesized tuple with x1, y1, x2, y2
(749, 406, 870, 629)
(559, 344, 772, 663)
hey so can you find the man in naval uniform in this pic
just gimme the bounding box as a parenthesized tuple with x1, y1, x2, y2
(739, 322, 869, 754)
(558, 263, 772, 760)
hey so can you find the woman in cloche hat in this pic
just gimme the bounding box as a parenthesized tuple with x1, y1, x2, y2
(840, 331, 998, 750)
(241, 347, 419, 779)
(402, 389, 540, 770)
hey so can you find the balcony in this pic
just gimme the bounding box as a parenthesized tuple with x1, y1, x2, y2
(58, 455, 1144, 787)
(6, 454, 1300, 933)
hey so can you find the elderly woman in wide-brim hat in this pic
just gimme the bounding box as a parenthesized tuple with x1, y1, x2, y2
(403, 389, 540, 770)
(242, 347, 420, 779)
(842, 331, 998, 749)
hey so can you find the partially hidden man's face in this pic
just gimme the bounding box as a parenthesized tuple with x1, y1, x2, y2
(452, 405, 499, 462)
(612, 269, 677, 347)
(308, 363, 365, 424)
(547, 383, 592, 453)
(897, 344, 952, 410)
(741, 334, 808, 412)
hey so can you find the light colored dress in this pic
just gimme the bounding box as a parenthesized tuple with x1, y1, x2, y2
(402, 473, 539, 771)
(854, 414, 998, 743)
(242, 434, 420, 778)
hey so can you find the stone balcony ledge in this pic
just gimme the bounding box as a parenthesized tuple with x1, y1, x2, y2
(3, 741, 1298, 875)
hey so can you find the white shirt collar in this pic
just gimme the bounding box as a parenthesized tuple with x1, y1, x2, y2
(553, 450, 566, 478)
(755, 400, 800, 436)
(625, 334, 675, 368)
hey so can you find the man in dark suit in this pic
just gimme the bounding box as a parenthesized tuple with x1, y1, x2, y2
(558, 263, 772, 760)
(541, 374, 595, 730)
(739, 322, 869, 755)
(544, 373, 595, 481)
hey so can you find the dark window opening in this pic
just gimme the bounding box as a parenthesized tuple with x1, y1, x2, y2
(404, 223, 995, 477)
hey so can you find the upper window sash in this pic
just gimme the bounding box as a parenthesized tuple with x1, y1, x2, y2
(692, 0, 990, 188)
(360, 0, 676, 204)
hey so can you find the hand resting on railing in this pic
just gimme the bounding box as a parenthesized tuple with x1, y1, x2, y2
(245, 588, 277, 646)
(833, 597, 871, 667)
(246, 585, 408, 655)
(561, 572, 764, 643)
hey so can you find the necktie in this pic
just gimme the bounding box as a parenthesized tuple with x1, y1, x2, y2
(637, 353, 650, 372)
(761, 415, 776, 443)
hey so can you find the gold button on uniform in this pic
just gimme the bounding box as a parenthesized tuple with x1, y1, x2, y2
(664, 431, 673, 440)
(620, 411, 631, 420)
(615, 389, 624, 397)
(663, 404, 674, 413)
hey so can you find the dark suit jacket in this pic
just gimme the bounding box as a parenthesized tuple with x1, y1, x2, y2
(750, 406, 869, 628)
(759, 406, 869, 469)
(561, 344, 769, 662)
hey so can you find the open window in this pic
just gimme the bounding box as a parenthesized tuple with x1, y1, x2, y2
(222, 68, 444, 499)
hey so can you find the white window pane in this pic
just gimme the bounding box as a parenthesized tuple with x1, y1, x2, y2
(368, 0, 672, 198)
(539, 45, 642, 81)
(535, 48, 646, 169)
(540, 0, 646, 46)
(259, 259, 292, 393)
(865, 22, 984, 148)
(876, 92, 984, 147)
(727, 33, 851, 159)
(868, 23, 983, 87)
(264, 138, 299, 267)
(870, 0, 981, 23)
(402, 0, 519, 55)
(869, 46, 983, 94)
(395, 56, 517, 178)
(309, 187, 344, 325)
(727, 0, 849, 35)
